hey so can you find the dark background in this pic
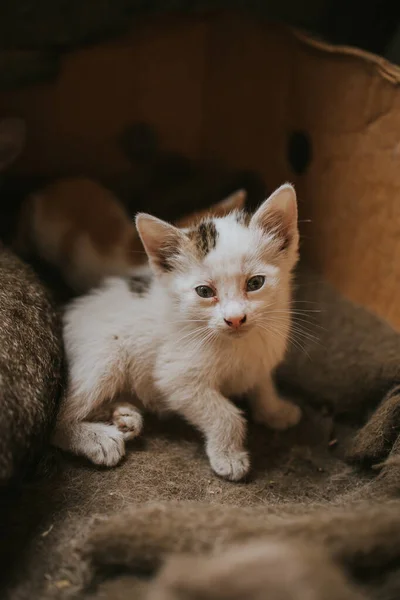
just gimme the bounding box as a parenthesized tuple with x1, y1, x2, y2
(1, 0, 400, 91)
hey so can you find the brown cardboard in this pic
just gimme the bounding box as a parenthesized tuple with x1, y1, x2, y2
(1, 12, 400, 328)
(202, 14, 400, 330)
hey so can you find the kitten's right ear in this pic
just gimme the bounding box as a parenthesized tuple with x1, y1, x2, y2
(250, 183, 298, 251)
(136, 213, 185, 273)
(0, 118, 26, 171)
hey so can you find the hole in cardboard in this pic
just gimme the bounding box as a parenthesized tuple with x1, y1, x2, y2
(288, 131, 312, 175)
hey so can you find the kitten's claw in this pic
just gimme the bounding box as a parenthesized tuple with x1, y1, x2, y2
(255, 400, 302, 431)
(209, 449, 250, 481)
(112, 404, 143, 441)
(83, 424, 125, 466)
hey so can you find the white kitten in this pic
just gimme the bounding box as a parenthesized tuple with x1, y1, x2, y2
(53, 184, 301, 481)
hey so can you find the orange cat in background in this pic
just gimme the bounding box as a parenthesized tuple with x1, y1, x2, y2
(15, 177, 246, 292)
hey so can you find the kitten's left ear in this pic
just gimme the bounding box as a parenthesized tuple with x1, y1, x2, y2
(250, 183, 298, 251)
(136, 213, 186, 273)
(214, 188, 247, 215)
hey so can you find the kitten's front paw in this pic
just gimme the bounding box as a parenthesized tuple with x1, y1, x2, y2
(83, 424, 125, 467)
(112, 404, 143, 441)
(208, 449, 250, 481)
(256, 399, 302, 431)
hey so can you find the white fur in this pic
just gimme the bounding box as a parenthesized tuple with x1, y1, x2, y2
(53, 184, 301, 481)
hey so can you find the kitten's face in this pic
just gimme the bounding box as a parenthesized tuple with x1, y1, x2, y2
(137, 184, 299, 339)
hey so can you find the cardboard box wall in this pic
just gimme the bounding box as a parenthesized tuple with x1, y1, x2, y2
(0, 12, 399, 329)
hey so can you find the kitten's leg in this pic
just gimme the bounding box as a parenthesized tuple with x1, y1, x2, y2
(52, 330, 137, 465)
(53, 402, 143, 466)
(250, 375, 302, 430)
(168, 388, 249, 481)
(53, 420, 125, 467)
(52, 370, 131, 466)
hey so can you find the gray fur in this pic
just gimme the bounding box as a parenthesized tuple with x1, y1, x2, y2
(0, 117, 63, 485)
(128, 273, 152, 296)
(234, 209, 250, 226)
(0, 246, 64, 485)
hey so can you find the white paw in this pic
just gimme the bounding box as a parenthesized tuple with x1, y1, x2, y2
(83, 423, 125, 467)
(208, 449, 250, 481)
(256, 400, 302, 431)
(112, 404, 143, 441)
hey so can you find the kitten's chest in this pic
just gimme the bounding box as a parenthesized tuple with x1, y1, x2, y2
(220, 366, 258, 398)
(216, 335, 285, 397)
(216, 343, 266, 396)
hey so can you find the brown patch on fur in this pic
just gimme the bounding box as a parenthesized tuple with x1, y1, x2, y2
(37, 177, 130, 256)
(188, 220, 218, 258)
(128, 274, 152, 296)
(15, 181, 247, 289)
(235, 210, 251, 226)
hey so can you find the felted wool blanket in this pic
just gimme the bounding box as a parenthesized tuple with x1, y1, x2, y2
(1, 263, 400, 600)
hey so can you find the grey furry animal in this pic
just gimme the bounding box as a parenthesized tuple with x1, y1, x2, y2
(0, 248, 64, 484)
(0, 118, 64, 485)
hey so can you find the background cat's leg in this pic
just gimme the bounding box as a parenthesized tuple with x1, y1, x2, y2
(250, 375, 302, 430)
(168, 388, 249, 481)
(53, 420, 125, 466)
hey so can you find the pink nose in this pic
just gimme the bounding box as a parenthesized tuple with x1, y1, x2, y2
(224, 315, 247, 329)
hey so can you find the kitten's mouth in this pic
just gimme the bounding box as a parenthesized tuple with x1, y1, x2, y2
(225, 327, 250, 338)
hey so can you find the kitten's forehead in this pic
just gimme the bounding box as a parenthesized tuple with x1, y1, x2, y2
(185, 211, 278, 273)
(211, 213, 274, 263)
(187, 212, 250, 255)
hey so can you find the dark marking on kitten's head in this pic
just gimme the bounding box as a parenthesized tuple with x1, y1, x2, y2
(235, 209, 251, 227)
(128, 273, 152, 295)
(188, 219, 218, 258)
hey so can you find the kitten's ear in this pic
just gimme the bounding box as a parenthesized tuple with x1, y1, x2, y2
(214, 189, 247, 215)
(0, 118, 26, 171)
(136, 213, 185, 272)
(174, 189, 247, 228)
(250, 183, 298, 251)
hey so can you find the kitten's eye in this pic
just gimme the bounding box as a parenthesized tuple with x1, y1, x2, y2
(246, 275, 265, 292)
(195, 285, 215, 298)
